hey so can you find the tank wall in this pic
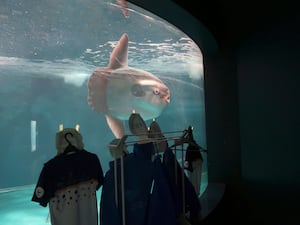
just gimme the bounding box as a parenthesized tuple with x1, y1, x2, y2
(0, 0, 207, 194)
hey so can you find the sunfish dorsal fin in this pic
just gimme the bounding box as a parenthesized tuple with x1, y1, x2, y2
(106, 115, 125, 138)
(108, 33, 128, 69)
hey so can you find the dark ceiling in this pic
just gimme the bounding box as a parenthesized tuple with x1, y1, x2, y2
(172, 0, 299, 48)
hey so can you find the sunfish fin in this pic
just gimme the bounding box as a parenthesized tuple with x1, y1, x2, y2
(108, 33, 128, 69)
(106, 115, 125, 138)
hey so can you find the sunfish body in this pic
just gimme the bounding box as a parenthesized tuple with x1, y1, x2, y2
(87, 33, 170, 138)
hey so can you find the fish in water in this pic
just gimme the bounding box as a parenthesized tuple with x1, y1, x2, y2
(87, 33, 170, 138)
(116, 0, 129, 18)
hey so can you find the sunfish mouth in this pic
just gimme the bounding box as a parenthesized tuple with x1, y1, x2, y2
(160, 87, 170, 104)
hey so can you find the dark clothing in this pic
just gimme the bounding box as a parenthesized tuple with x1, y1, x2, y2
(100, 142, 201, 225)
(163, 148, 202, 220)
(147, 154, 177, 225)
(32, 150, 104, 207)
(185, 142, 203, 172)
(100, 142, 177, 225)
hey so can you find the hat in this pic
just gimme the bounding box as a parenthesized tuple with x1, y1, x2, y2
(148, 120, 168, 152)
(56, 128, 84, 154)
(108, 136, 128, 159)
(128, 112, 150, 143)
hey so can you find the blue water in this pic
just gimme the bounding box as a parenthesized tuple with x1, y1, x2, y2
(0, 0, 207, 224)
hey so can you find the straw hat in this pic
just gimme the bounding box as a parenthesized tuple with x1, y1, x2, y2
(128, 112, 151, 143)
(108, 135, 128, 159)
(148, 120, 168, 152)
(56, 128, 84, 154)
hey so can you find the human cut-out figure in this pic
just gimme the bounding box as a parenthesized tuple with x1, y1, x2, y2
(32, 126, 104, 225)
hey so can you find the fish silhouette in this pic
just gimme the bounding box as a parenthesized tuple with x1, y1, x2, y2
(116, 0, 129, 18)
(87, 33, 170, 138)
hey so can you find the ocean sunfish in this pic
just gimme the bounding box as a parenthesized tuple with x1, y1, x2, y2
(87, 33, 170, 138)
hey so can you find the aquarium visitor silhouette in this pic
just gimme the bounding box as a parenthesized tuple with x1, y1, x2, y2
(31, 125, 104, 225)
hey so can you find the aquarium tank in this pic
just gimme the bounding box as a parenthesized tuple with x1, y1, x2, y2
(0, 0, 207, 224)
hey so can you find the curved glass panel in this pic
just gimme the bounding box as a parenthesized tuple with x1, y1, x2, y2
(0, 0, 207, 224)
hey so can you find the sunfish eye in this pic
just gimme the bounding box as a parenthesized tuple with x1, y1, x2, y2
(131, 84, 145, 97)
(153, 88, 160, 95)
